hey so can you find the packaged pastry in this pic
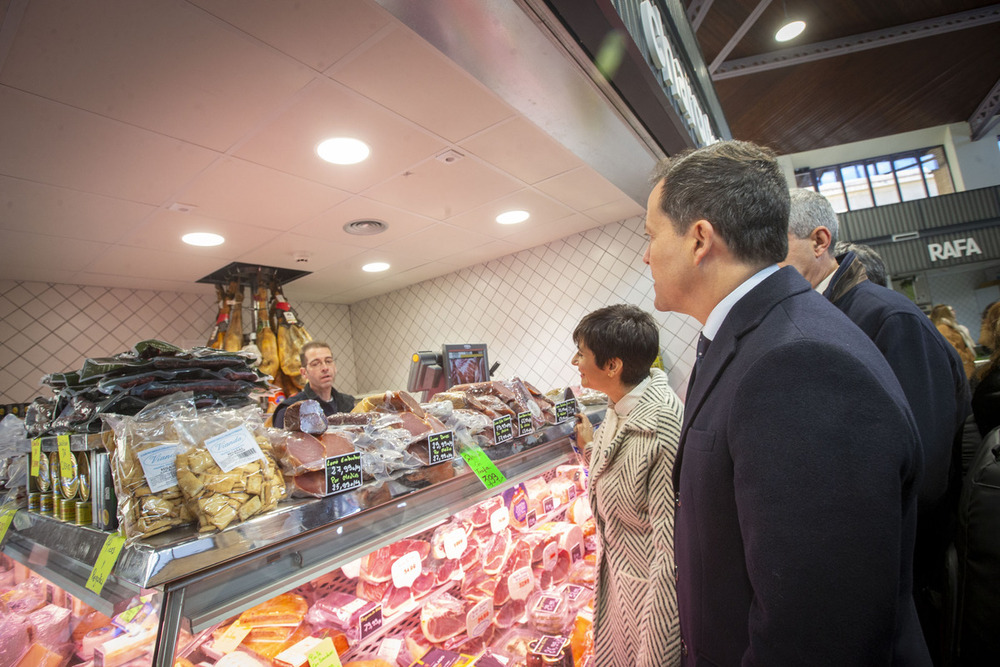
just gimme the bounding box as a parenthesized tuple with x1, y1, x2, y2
(237, 593, 308, 627)
(305, 591, 378, 642)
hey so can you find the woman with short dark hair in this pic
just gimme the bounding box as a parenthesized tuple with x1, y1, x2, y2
(571, 304, 683, 667)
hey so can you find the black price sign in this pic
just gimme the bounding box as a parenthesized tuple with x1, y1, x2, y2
(534, 635, 568, 657)
(428, 430, 455, 465)
(517, 411, 534, 435)
(325, 452, 362, 495)
(555, 400, 578, 423)
(359, 605, 383, 640)
(493, 415, 514, 444)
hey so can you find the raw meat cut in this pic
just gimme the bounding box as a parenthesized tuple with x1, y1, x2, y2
(281, 401, 327, 434)
(420, 593, 467, 643)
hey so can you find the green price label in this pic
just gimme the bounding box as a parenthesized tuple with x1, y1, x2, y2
(85, 532, 126, 594)
(57, 435, 74, 483)
(307, 636, 344, 667)
(460, 447, 507, 489)
(0, 505, 16, 546)
(31, 439, 41, 476)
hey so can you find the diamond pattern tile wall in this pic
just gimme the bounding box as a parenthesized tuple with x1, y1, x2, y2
(0, 216, 700, 405)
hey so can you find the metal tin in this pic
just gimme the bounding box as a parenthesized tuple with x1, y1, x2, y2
(49, 452, 60, 496)
(77, 451, 90, 501)
(27, 492, 40, 512)
(90, 450, 118, 531)
(58, 496, 76, 522)
(75, 501, 92, 526)
(59, 448, 80, 500)
(37, 451, 51, 493)
(39, 493, 54, 515)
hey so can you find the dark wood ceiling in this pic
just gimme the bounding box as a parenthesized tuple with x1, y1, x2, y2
(685, 0, 1000, 155)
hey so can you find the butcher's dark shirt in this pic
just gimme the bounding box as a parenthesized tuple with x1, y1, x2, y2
(272, 383, 355, 428)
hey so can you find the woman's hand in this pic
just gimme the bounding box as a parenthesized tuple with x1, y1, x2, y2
(574, 412, 594, 446)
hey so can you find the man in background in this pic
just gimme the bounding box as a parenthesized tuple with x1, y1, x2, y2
(272, 341, 355, 428)
(643, 140, 930, 664)
(782, 188, 970, 662)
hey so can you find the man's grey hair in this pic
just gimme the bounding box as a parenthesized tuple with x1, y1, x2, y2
(788, 189, 839, 251)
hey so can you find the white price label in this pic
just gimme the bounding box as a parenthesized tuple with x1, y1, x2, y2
(275, 636, 323, 665)
(490, 506, 509, 533)
(542, 542, 558, 571)
(391, 550, 423, 589)
(508, 566, 534, 601)
(341, 559, 361, 579)
(466, 597, 493, 638)
(377, 638, 403, 662)
(136, 444, 179, 493)
(204, 426, 263, 473)
(443, 527, 467, 561)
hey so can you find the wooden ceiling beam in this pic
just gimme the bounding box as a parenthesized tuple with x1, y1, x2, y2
(713, 4, 1000, 80)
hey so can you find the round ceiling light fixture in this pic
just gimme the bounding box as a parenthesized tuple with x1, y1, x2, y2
(182, 232, 225, 247)
(317, 137, 371, 165)
(496, 210, 530, 225)
(775, 19, 805, 42)
(362, 262, 390, 273)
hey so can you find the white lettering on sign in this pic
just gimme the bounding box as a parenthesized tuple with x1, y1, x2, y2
(639, 0, 716, 146)
(927, 237, 983, 261)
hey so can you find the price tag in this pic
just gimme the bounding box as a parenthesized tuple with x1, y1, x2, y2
(571, 544, 583, 563)
(307, 636, 343, 667)
(0, 505, 16, 547)
(542, 542, 558, 571)
(466, 597, 493, 637)
(116, 603, 143, 625)
(325, 452, 363, 495)
(428, 430, 455, 465)
(533, 595, 563, 614)
(526, 509, 538, 528)
(31, 439, 41, 476)
(567, 485, 577, 502)
(378, 637, 402, 662)
(490, 506, 509, 534)
(391, 550, 423, 588)
(276, 636, 323, 666)
(204, 426, 263, 473)
(85, 531, 126, 594)
(518, 411, 534, 435)
(460, 447, 506, 490)
(136, 444, 178, 493)
(508, 566, 534, 601)
(359, 604, 384, 640)
(443, 527, 467, 560)
(563, 584, 586, 602)
(542, 496, 555, 514)
(534, 635, 569, 657)
(493, 415, 514, 445)
(57, 435, 74, 483)
(555, 400, 578, 424)
(212, 621, 252, 654)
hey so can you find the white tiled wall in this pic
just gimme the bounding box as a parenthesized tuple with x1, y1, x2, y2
(0, 216, 699, 404)
(350, 216, 700, 395)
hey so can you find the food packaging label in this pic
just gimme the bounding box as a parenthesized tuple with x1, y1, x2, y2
(493, 415, 514, 445)
(391, 550, 423, 588)
(466, 598, 494, 638)
(518, 412, 533, 435)
(408, 648, 471, 667)
(378, 637, 403, 662)
(531, 635, 569, 658)
(306, 636, 343, 667)
(428, 430, 456, 465)
(443, 527, 468, 560)
(204, 426, 264, 473)
(554, 400, 578, 424)
(276, 635, 324, 666)
(341, 559, 361, 579)
(325, 452, 363, 495)
(508, 566, 534, 601)
(359, 604, 383, 640)
(85, 531, 126, 594)
(533, 595, 563, 614)
(563, 585, 586, 603)
(527, 509, 538, 529)
(490, 507, 509, 533)
(136, 444, 179, 493)
(542, 497, 555, 514)
(542, 542, 558, 571)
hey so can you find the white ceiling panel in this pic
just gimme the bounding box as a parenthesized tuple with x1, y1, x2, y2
(0, 230, 111, 277)
(174, 157, 351, 231)
(585, 198, 646, 225)
(446, 188, 576, 239)
(114, 210, 284, 261)
(87, 244, 233, 283)
(0, 177, 155, 242)
(371, 224, 499, 263)
(237, 232, 369, 273)
(291, 196, 439, 249)
(459, 116, 582, 185)
(1, 0, 316, 151)
(330, 24, 513, 143)
(535, 166, 636, 212)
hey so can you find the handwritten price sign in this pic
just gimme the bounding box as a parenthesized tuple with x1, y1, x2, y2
(85, 531, 126, 594)
(460, 447, 506, 490)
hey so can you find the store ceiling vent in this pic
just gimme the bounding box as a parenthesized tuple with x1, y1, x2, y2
(343, 219, 389, 236)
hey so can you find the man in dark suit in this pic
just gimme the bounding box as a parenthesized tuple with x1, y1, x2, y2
(643, 140, 931, 665)
(783, 188, 970, 663)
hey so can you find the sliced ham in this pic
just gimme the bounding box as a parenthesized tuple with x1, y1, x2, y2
(281, 400, 327, 434)
(411, 570, 437, 600)
(381, 583, 413, 617)
(356, 578, 391, 603)
(420, 593, 468, 643)
(291, 470, 327, 497)
(320, 431, 355, 457)
(493, 599, 526, 629)
(482, 529, 512, 575)
(277, 432, 326, 473)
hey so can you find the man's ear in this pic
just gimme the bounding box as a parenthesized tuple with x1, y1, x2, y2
(811, 226, 833, 257)
(691, 219, 714, 266)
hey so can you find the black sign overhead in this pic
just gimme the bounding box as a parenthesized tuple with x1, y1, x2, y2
(196, 261, 311, 287)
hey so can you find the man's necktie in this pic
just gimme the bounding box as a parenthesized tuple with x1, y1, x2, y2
(686, 333, 711, 401)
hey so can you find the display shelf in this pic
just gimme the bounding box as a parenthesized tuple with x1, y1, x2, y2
(2, 406, 604, 667)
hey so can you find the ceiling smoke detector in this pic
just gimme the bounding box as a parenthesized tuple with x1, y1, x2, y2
(294, 252, 310, 263)
(435, 149, 464, 164)
(343, 219, 389, 236)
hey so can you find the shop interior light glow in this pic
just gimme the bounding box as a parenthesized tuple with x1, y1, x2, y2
(362, 262, 390, 273)
(317, 137, 370, 165)
(775, 20, 806, 42)
(182, 232, 225, 247)
(496, 210, 530, 225)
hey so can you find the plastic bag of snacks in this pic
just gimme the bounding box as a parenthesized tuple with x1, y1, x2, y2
(173, 404, 285, 532)
(102, 394, 198, 541)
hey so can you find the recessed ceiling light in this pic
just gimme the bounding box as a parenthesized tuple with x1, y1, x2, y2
(362, 262, 390, 273)
(775, 20, 805, 42)
(182, 232, 225, 247)
(496, 210, 530, 225)
(317, 137, 370, 165)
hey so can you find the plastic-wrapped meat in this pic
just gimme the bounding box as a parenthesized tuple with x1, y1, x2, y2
(482, 529, 512, 575)
(434, 557, 461, 585)
(460, 543, 481, 571)
(381, 583, 413, 617)
(360, 539, 431, 583)
(551, 549, 572, 586)
(411, 570, 437, 600)
(356, 578, 391, 602)
(420, 593, 468, 643)
(532, 565, 553, 591)
(443, 624, 495, 654)
(327, 412, 376, 427)
(421, 400, 453, 422)
(461, 567, 498, 602)
(493, 542, 532, 606)
(0, 613, 31, 663)
(275, 432, 326, 474)
(281, 400, 327, 434)
(27, 604, 71, 648)
(493, 599, 526, 629)
(460, 496, 504, 529)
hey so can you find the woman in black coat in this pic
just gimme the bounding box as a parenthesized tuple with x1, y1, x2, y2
(972, 313, 1000, 438)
